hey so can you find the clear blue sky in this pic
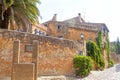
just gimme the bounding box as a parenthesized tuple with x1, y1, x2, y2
(38, 0, 120, 42)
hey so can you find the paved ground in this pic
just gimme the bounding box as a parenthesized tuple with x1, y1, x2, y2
(39, 64, 120, 80)
(1, 64, 120, 80)
(76, 64, 120, 80)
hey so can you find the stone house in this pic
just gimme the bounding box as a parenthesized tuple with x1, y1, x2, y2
(42, 13, 109, 55)
(0, 13, 109, 77)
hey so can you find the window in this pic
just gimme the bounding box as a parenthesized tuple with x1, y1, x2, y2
(80, 33, 84, 39)
(34, 28, 39, 35)
(25, 44, 32, 52)
(57, 25, 62, 30)
(89, 38, 92, 41)
(78, 51, 83, 55)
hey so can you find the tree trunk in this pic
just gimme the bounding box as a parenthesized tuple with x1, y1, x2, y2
(0, 4, 2, 27)
(1, 7, 11, 29)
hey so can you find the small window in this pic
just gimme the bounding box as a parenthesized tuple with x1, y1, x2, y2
(78, 51, 83, 55)
(34, 28, 39, 35)
(80, 33, 84, 39)
(25, 44, 32, 52)
(57, 25, 62, 30)
(89, 38, 92, 41)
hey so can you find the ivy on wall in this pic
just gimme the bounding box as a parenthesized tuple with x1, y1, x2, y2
(96, 31, 102, 53)
(96, 31, 114, 68)
(106, 33, 114, 67)
(86, 41, 105, 70)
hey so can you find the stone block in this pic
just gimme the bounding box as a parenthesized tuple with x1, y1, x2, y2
(13, 40, 20, 63)
(39, 75, 66, 80)
(12, 63, 35, 80)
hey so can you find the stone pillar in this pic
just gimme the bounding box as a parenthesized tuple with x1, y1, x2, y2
(12, 40, 20, 80)
(83, 40, 86, 55)
(32, 40, 39, 80)
(13, 40, 20, 63)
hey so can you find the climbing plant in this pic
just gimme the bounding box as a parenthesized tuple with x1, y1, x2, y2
(106, 33, 114, 67)
(96, 31, 102, 53)
(86, 41, 105, 70)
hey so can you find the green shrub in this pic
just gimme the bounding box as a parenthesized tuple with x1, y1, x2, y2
(73, 55, 93, 77)
(108, 59, 114, 68)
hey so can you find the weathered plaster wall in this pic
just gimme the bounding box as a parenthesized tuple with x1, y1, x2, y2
(0, 29, 80, 77)
(0, 37, 13, 77)
(45, 21, 97, 42)
(66, 27, 97, 42)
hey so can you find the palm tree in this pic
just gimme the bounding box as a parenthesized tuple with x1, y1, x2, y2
(0, 0, 40, 32)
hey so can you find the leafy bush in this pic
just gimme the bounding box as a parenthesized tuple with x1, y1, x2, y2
(73, 55, 93, 77)
(108, 59, 114, 68)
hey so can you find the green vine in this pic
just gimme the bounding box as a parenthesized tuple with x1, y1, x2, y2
(86, 41, 105, 70)
(96, 31, 102, 53)
(106, 33, 110, 61)
(106, 33, 114, 67)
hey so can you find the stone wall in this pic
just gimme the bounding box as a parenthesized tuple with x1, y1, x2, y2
(110, 53, 120, 63)
(66, 27, 97, 42)
(0, 37, 13, 77)
(43, 21, 97, 42)
(0, 29, 80, 77)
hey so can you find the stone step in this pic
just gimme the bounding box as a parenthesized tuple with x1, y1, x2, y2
(38, 75, 66, 80)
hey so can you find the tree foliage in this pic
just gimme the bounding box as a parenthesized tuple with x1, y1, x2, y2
(110, 37, 120, 54)
(116, 37, 120, 54)
(0, 0, 41, 31)
(104, 33, 114, 67)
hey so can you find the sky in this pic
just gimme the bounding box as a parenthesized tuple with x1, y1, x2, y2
(38, 0, 120, 42)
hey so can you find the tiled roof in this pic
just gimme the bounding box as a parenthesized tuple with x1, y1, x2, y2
(42, 16, 109, 32)
(63, 17, 109, 32)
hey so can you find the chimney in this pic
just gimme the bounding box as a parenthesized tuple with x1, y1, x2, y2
(52, 14, 57, 21)
(78, 13, 85, 22)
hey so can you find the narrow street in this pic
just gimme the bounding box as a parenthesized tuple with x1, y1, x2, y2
(38, 64, 120, 80)
(79, 64, 120, 80)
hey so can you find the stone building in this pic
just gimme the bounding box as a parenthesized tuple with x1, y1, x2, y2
(42, 13, 109, 55)
(0, 13, 109, 77)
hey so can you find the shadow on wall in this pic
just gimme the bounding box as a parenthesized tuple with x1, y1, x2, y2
(115, 64, 120, 72)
